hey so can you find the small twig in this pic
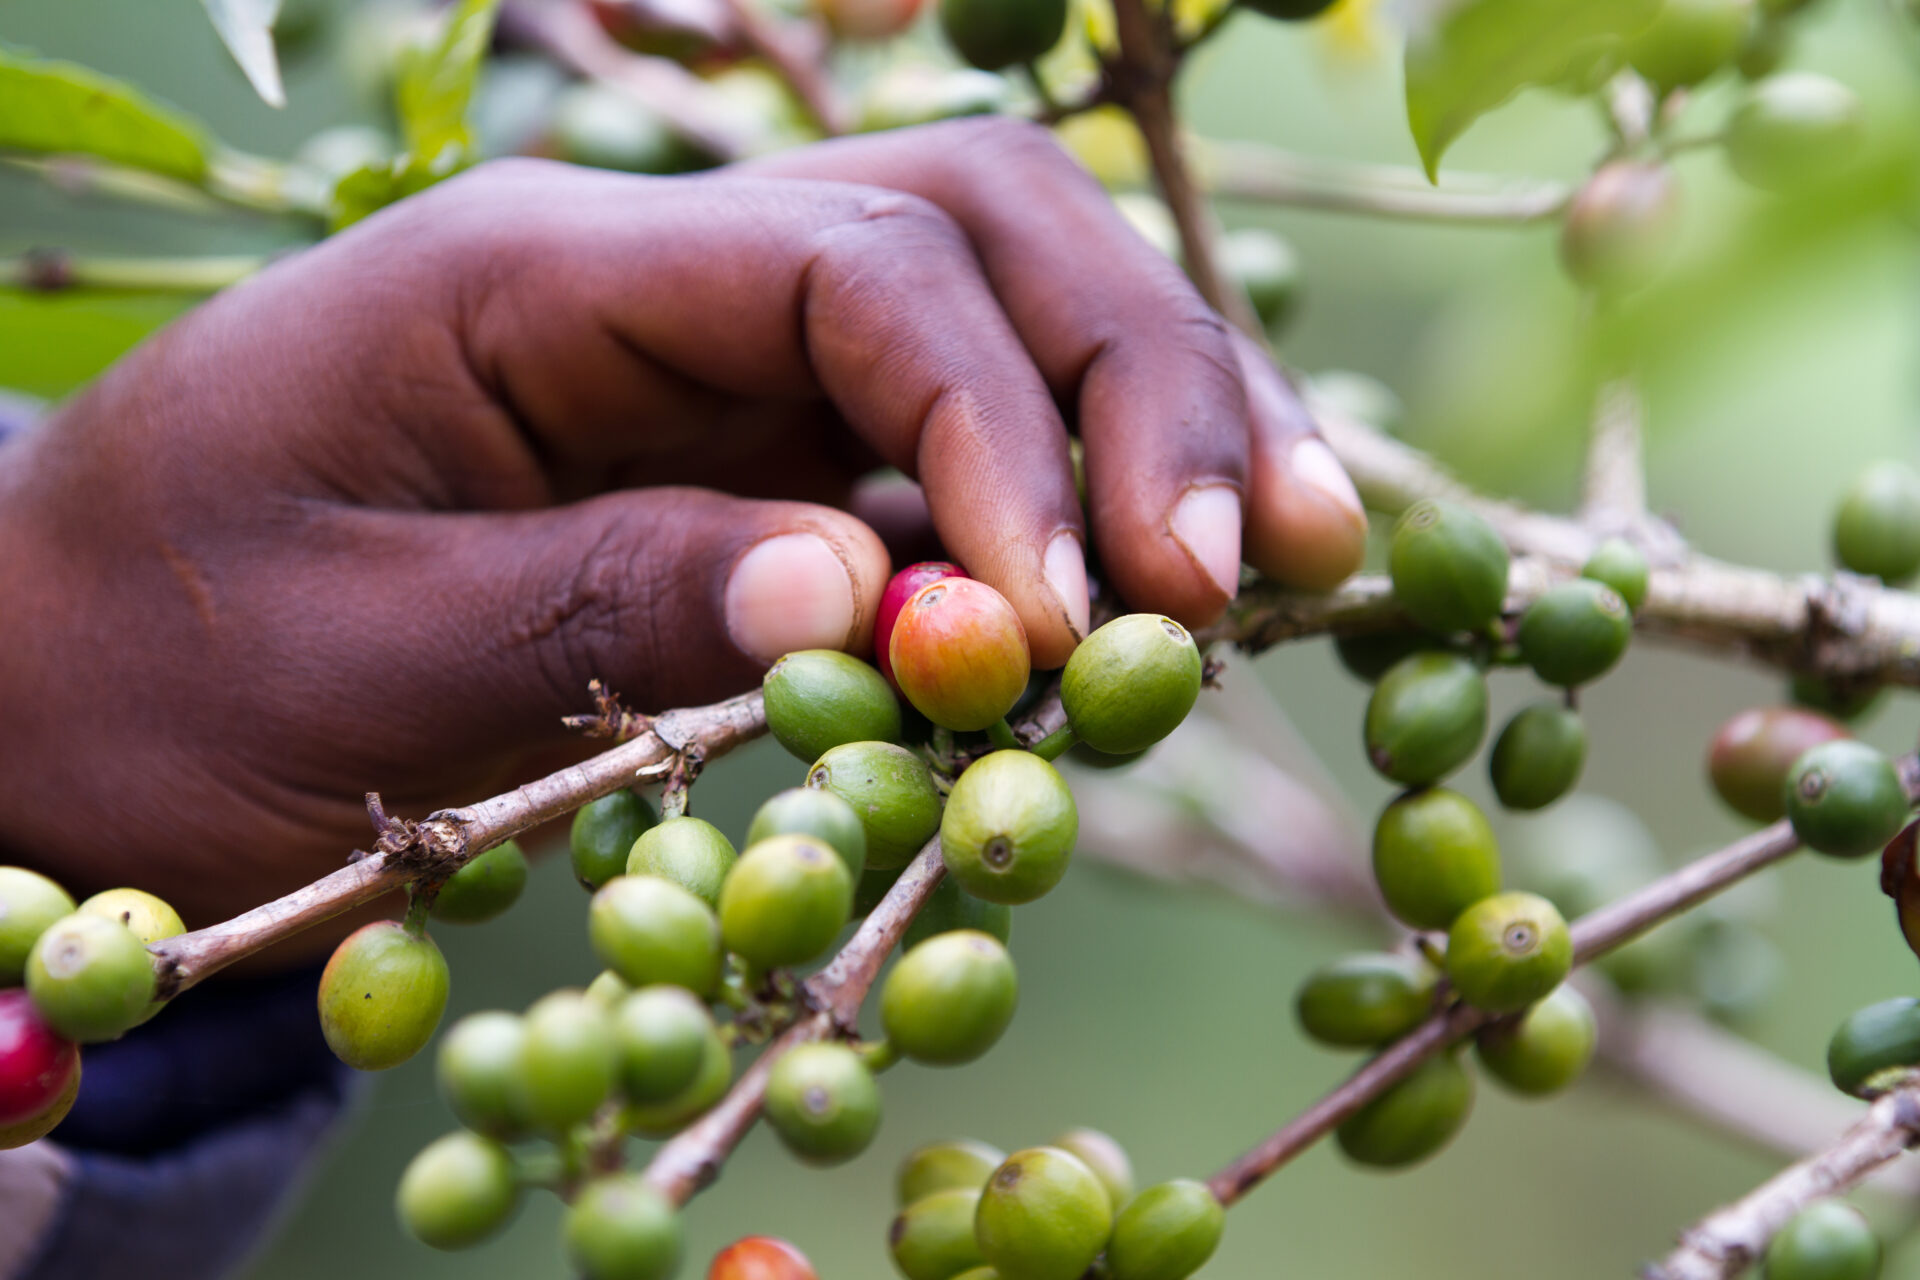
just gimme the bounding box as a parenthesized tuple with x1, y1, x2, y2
(712, 0, 849, 136)
(2, 250, 267, 294)
(1580, 377, 1653, 535)
(560, 678, 653, 741)
(1198, 139, 1571, 225)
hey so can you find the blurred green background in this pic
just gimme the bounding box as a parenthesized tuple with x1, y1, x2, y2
(6, 0, 1920, 1275)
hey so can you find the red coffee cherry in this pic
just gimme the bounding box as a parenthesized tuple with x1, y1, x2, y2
(875, 561, 967, 686)
(1708, 705, 1849, 823)
(890, 578, 1032, 733)
(0, 988, 78, 1128)
(709, 1235, 819, 1280)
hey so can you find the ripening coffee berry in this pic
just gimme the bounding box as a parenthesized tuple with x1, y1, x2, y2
(1363, 652, 1489, 786)
(809, 741, 944, 869)
(763, 650, 903, 764)
(890, 1187, 987, 1280)
(1517, 580, 1632, 688)
(764, 1042, 881, 1165)
(904, 876, 1013, 949)
(429, 842, 528, 924)
(515, 990, 617, 1130)
(1727, 73, 1864, 191)
(1050, 1128, 1133, 1212)
(1238, 0, 1339, 18)
(0, 867, 76, 987)
(0, 1056, 77, 1150)
(1335, 1052, 1475, 1169)
(1106, 1180, 1225, 1280)
(1219, 228, 1302, 333)
(1489, 702, 1588, 812)
(1582, 537, 1651, 612)
(1294, 951, 1439, 1049)
(882, 930, 1018, 1065)
(627, 1022, 733, 1137)
(1784, 740, 1910, 858)
(613, 986, 713, 1104)
(1708, 706, 1849, 823)
(877, 561, 967, 686)
(26, 913, 157, 1045)
(898, 1138, 1006, 1205)
(747, 787, 868, 879)
(0, 988, 78, 1129)
(1061, 614, 1203, 755)
(436, 1010, 531, 1139)
(1627, 0, 1755, 93)
(1474, 984, 1596, 1097)
(938, 0, 1067, 70)
(817, 0, 924, 41)
(890, 578, 1031, 732)
(975, 1147, 1114, 1280)
(1446, 892, 1573, 1015)
(588, 875, 723, 994)
(628, 817, 738, 910)
(1764, 1202, 1882, 1280)
(565, 1174, 683, 1280)
(572, 790, 658, 891)
(1559, 162, 1681, 294)
(76, 888, 185, 945)
(719, 836, 853, 971)
(315, 921, 446, 1069)
(1828, 997, 1920, 1098)
(1371, 788, 1502, 931)
(1333, 632, 1435, 685)
(1832, 460, 1920, 584)
(395, 1130, 518, 1250)
(1388, 500, 1510, 635)
(941, 750, 1078, 905)
(709, 1235, 820, 1280)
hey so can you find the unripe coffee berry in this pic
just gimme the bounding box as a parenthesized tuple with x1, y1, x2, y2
(76, 887, 185, 945)
(628, 817, 739, 910)
(515, 989, 617, 1130)
(316, 921, 447, 1070)
(1790, 672, 1882, 724)
(0, 988, 77, 1128)
(1709, 706, 1849, 823)
(890, 578, 1031, 732)
(1627, 0, 1755, 92)
(1727, 72, 1864, 191)
(613, 986, 714, 1104)
(1445, 892, 1573, 1015)
(429, 841, 527, 924)
(1371, 788, 1502, 931)
(1363, 652, 1489, 786)
(1828, 997, 1920, 1098)
(395, 1130, 518, 1250)
(719, 835, 853, 970)
(1050, 1127, 1132, 1212)
(938, 0, 1068, 71)
(809, 741, 944, 869)
(904, 876, 1013, 949)
(1582, 537, 1651, 611)
(1559, 162, 1681, 294)
(565, 1173, 683, 1280)
(974, 1147, 1114, 1280)
(898, 1138, 1005, 1205)
(941, 750, 1078, 905)
(890, 1187, 987, 1280)
(882, 929, 1018, 1065)
(1239, 0, 1340, 16)
(1335, 1052, 1475, 1169)
(877, 561, 967, 685)
(1517, 580, 1632, 688)
(571, 790, 658, 891)
(709, 1235, 820, 1280)
(1474, 984, 1596, 1097)
(1333, 632, 1435, 685)
(747, 787, 868, 879)
(1489, 702, 1588, 812)
(588, 875, 723, 994)
(764, 1042, 881, 1165)
(1832, 460, 1920, 584)
(763, 650, 903, 764)
(0, 868, 76, 987)
(1784, 740, 1909, 858)
(1295, 951, 1439, 1048)
(1106, 1179, 1225, 1280)
(627, 1023, 733, 1137)
(1763, 1202, 1881, 1280)
(1061, 614, 1203, 755)
(1388, 500, 1510, 635)
(436, 1010, 531, 1138)
(27, 913, 159, 1045)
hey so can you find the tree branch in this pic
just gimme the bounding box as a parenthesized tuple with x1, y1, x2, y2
(712, 0, 849, 136)
(1197, 139, 1571, 225)
(2, 250, 266, 294)
(1580, 377, 1653, 534)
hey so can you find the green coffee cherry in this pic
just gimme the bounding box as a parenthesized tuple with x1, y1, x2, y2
(516, 990, 617, 1131)
(564, 1173, 683, 1280)
(747, 787, 868, 879)
(1833, 461, 1920, 584)
(76, 888, 185, 945)
(430, 842, 527, 924)
(763, 649, 902, 764)
(1219, 228, 1302, 334)
(395, 1130, 518, 1250)
(1061, 614, 1203, 756)
(1474, 984, 1596, 1097)
(1581, 537, 1650, 611)
(1517, 580, 1632, 688)
(764, 1042, 881, 1165)
(938, 0, 1068, 70)
(1763, 1201, 1881, 1280)
(25, 913, 158, 1045)
(1371, 788, 1502, 931)
(904, 876, 1013, 949)
(627, 817, 738, 910)
(951, 1271, 1002, 1280)
(890, 1187, 987, 1280)
(571, 790, 658, 891)
(1240, 0, 1340, 16)
(588, 876, 723, 995)
(1690, 917, 1785, 1027)
(1737, 17, 1789, 80)
(1628, 0, 1755, 93)
(1727, 73, 1864, 191)
(1708, 706, 1849, 823)
(315, 920, 447, 1070)
(1335, 1051, 1474, 1169)
(1784, 740, 1909, 858)
(1388, 500, 1510, 635)
(1363, 652, 1489, 786)
(549, 82, 701, 175)
(436, 1011, 531, 1138)
(0, 868, 76, 987)
(719, 835, 853, 970)
(1489, 703, 1588, 812)
(1446, 892, 1573, 1015)
(1332, 632, 1435, 684)
(1050, 1128, 1132, 1212)
(898, 1138, 1007, 1205)
(809, 741, 944, 870)
(1828, 997, 1920, 1098)
(975, 1147, 1114, 1280)
(627, 1021, 732, 1136)
(1106, 1180, 1225, 1280)
(1294, 951, 1439, 1048)
(1790, 673, 1883, 724)
(941, 750, 1078, 905)
(881, 930, 1018, 1065)
(612, 986, 713, 1104)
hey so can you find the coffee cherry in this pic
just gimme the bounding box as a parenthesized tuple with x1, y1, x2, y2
(613, 986, 713, 1104)
(950, 1271, 1002, 1280)
(1363, 652, 1489, 786)
(890, 1187, 987, 1280)
(1690, 917, 1785, 1027)
(1737, 17, 1789, 79)
(1790, 673, 1883, 724)
(76, 887, 185, 944)
(890, 578, 1031, 733)
(974, 1147, 1114, 1280)
(1474, 984, 1596, 1097)
(549, 83, 701, 176)
(589, 875, 723, 994)
(809, 742, 944, 869)
(764, 1042, 881, 1165)
(1709, 706, 1849, 823)
(1828, 997, 1920, 1098)
(1050, 1127, 1133, 1211)
(0, 868, 76, 987)
(1388, 500, 1510, 635)
(1785, 740, 1909, 858)
(938, 0, 1067, 70)
(1727, 73, 1864, 191)
(710, 1235, 819, 1280)
(1061, 614, 1203, 756)
(898, 1138, 1006, 1204)
(1517, 580, 1632, 688)
(1295, 951, 1439, 1048)
(395, 1130, 518, 1250)
(565, 1173, 683, 1280)
(429, 842, 528, 925)
(882, 930, 1018, 1065)
(0, 1055, 77, 1149)
(516, 990, 617, 1130)
(315, 921, 446, 1070)
(1446, 892, 1573, 1015)
(573, 790, 659, 891)
(1832, 460, 1920, 584)
(1333, 632, 1436, 685)
(877, 561, 968, 685)
(436, 1010, 531, 1138)
(628, 1021, 733, 1136)
(1763, 1201, 1880, 1280)
(1628, 0, 1755, 93)
(1239, 0, 1339, 18)
(1335, 1052, 1475, 1169)
(1559, 162, 1681, 294)
(0, 988, 77, 1128)
(1106, 1180, 1225, 1280)
(817, 0, 924, 41)
(1371, 788, 1502, 931)
(747, 787, 868, 879)
(941, 750, 1078, 905)
(719, 836, 853, 970)
(27, 913, 158, 1045)
(904, 876, 1013, 949)
(764, 650, 903, 765)
(1582, 537, 1651, 612)
(1489, 703, 1588, 812)
(1219, 228, 1302, 333)
(628, 817, 739, 910)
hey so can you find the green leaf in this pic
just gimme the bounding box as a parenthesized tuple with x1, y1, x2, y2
(0, 50, 212, 182)
(201, 0, 286, 108)
(1404, 0, 1658, 181)
(396, 0, 503, 167)
(326, 153, 462, 232)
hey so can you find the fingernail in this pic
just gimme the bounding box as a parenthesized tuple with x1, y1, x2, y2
(1043, 532, 1091, 640)
(1170, 485, 1244, 599)
(1291, 437, 1366, 523)
(725, 533, 856, 665)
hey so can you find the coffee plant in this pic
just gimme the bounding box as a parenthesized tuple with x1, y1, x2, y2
(3, 0, 1920, 1276)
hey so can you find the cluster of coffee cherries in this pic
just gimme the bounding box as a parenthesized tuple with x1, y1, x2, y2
(362, 560, 1209, 1278)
